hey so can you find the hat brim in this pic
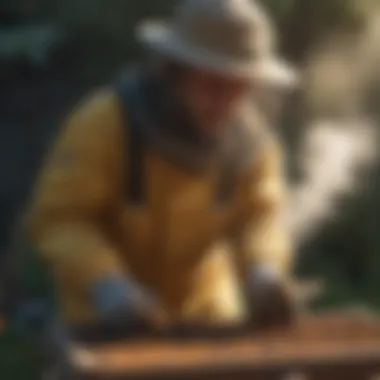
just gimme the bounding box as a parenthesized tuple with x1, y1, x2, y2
(137, 21, 299, 89)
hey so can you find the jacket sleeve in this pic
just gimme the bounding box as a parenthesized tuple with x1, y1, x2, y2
(26, 90, 126, 295)
(234, 138, 293, 278)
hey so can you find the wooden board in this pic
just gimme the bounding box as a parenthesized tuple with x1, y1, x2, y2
(70, 312, 380, 380)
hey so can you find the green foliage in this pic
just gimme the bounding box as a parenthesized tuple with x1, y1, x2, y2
(0, 331, 41, 380)
(261, 0, 296, 20)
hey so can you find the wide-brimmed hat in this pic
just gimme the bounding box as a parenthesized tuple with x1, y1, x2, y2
(137, 0, 299, 88)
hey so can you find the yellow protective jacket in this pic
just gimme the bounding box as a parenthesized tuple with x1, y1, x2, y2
(26, 87, 292, 325)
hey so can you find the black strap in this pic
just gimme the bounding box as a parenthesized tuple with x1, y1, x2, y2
(114, 71, 242, 206)
(114, 75, 145, 205)
(127, 118, 145, 204)
(215, 131, 241, 206)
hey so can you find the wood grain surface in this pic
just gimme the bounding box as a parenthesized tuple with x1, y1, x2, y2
(70, 311, 380, 379)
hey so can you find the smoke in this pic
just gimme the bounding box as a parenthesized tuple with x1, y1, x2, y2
(285, 118, 378, 247)
(281, 15, 380, 248)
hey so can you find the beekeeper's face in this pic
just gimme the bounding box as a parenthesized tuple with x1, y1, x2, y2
(179, 65, 251, 134)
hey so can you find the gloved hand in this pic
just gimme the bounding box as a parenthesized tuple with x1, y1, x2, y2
(247, 265, 298, 329)
(90, 275, 157, 329)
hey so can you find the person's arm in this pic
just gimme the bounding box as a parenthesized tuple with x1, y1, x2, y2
(233, 138, 296, 327)
(27, 90, 152, 321)
(238, 138, 292, 280)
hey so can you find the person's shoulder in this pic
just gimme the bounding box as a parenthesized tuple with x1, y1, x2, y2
(69, 88, 122, 127)
(69, 65, 144, 133)
(58, 87, 127, 150)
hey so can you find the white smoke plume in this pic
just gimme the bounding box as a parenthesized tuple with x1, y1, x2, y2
(286, 118, 378, 247)
(281, 13, 380, 248)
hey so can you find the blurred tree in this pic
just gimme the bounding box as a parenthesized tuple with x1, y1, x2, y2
(262, 0, 373, 60)
(20, 0, 373, 62)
